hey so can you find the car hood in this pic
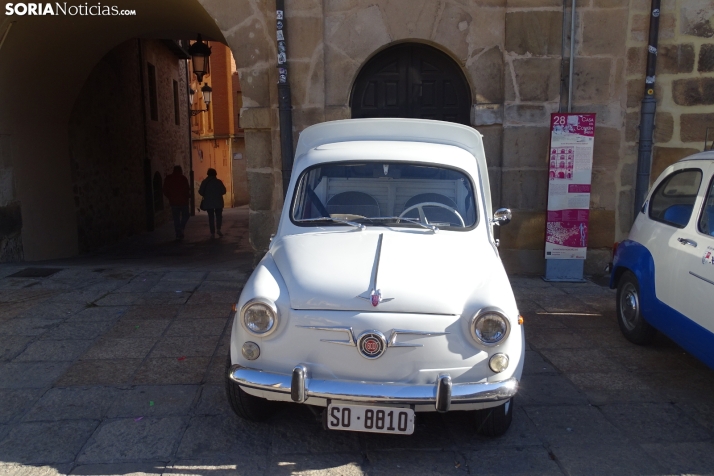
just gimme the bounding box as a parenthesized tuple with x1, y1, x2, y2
(271, 230, 500, 315)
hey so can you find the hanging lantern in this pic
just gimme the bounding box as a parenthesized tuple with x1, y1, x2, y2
(188, 34, 211, 83)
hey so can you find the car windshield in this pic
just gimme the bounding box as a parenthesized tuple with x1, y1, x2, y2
(291, 162, 478, 229)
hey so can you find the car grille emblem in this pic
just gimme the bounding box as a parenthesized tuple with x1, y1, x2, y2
(357, 330, 387, 359)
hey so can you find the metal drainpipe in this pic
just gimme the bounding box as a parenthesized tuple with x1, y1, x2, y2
(567, 0, 576, 112)
(276, 0, 294, 196)
(633, 0, 661, 218)
(558, 0, 568, 113)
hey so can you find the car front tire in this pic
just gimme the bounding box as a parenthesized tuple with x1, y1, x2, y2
(616, 270, 656, 345)
(473, 398, 513, 437)
(225, 355, 278, 422)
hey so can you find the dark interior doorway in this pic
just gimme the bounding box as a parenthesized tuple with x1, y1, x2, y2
(350, 43, 471, 125)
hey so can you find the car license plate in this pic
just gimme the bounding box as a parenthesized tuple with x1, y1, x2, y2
(327, 404, 415, 435)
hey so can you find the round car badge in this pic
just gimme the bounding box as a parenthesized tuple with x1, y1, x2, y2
(357, 330, 387, 359)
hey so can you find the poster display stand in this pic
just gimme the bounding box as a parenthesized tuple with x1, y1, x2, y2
(543, 113, 596, 282)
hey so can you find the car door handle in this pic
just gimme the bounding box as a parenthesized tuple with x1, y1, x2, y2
(677, 237, 698, 247)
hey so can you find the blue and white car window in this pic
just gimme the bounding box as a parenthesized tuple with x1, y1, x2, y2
(648, 169, 703, 228)
(698, 176, 714, 237)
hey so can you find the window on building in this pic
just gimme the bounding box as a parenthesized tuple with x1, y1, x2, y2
(173, 80, 180, 125)
(147, 63, 158, 121)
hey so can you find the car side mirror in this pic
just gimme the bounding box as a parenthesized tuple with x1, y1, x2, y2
(491, 208, 512, 226)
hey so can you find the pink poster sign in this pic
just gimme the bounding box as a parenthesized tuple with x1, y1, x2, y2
(545, 113, 596, 260)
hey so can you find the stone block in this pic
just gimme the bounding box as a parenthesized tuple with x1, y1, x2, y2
(680, 113, 714, 143)
(573, 58, 612, 104)
(699, 43, 714, 72)
(680, 0, 714, 38)
(625, 111, 639, 142)
(654, 112, 674, 143)
(505, 104, 549, 124)
(489, 167, 502, 210)
(324, 44, 360, 106)
(78, 417, 185, 464)
(0, 420, 98, 464)
(23, 387, 119, 422)
(631, 13, 676, 41)
(292, 107, 326, 131)
(56, 359, 141, 386)
(673, 78, 714, 106)
(501, 169, 549, 210)
(593, 0, 628, 6)
(501, 249, 546, 275)
(249, 209, 277, 252)
(287, 59, 325, 108)
(433, 3, 473, 62)
(619, 189, 634, 234)
(652, 147, 701, 180)
(627, 46, 647, 75)
(382, 0, 441, 39)
(581, 10, 627, 56)
(505, 11, 562, 56)
(588, 209, 615, 248)
(239, 108, 272, 130)
(324, 106, 351, 121)
(248, 171, 275, 211)
(507, 0, 561, 5)
(0, 203, 21, 236)
(287, 17, 324, 61)
(480, 125, 503, 168)
(627, 80, 662, 108)
(590, 168, 617, 210)
(592, 127, 622, 168)
(469, 47, 504, 104)
(512, 58, 561, 102)
(499, 210, 546, 250)
(107, 385, 199, 418)
(657, 44, 695, 74)
(472, 103, 503, 126)
(235, 66, 271, 108)
(325, 6, 391, 63)
(244, 130, 273, 171)
(620, 162, 636, 189)
(503, 126, 551, 168)
(0, 389, 42, 424)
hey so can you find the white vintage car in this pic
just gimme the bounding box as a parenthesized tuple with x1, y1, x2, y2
(226, 118, 524, 436)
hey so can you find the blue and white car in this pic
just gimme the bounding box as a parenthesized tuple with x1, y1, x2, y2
(611, 150, 714, 369)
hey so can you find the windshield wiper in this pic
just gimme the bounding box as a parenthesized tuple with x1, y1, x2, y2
(295, 217, 366, 231)
(361, 216, 438, 233)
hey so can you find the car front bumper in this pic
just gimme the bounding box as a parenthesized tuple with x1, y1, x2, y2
(228, 364, 518, 412)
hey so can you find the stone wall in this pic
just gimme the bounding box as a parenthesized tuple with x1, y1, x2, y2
(499, 0, 627, 275)
(197, 0, 633, 275)
(0, 134, 22, 261)
(623, 0, 714, 232)
(69, 39, 190, 252)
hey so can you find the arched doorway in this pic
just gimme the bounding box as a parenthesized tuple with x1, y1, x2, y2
(350, 43, 471, 125)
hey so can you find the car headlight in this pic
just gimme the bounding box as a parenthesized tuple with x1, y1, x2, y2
(470, 307, 510, 346)
(241, 298, 278, 336)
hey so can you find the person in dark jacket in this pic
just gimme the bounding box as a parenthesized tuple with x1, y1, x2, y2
(163, 165, 190, 240)
(198, 168, 227, 238)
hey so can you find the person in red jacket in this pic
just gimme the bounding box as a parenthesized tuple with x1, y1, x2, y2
(163, 165, 190, 240)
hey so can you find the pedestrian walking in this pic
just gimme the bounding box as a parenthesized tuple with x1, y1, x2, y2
(163, 165, 190, 240)
(198, 168, 227, 238)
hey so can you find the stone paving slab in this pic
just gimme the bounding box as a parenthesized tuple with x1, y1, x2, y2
(0, 209, 713, 475)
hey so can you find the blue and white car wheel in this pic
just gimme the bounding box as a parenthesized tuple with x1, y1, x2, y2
(616, 271, 656, 345)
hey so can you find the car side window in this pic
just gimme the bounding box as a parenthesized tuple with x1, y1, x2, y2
(698, 175, 714, 237)
(648, 169, 702, 228)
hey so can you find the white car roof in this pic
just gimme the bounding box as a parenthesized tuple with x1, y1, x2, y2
(292, 118, 491, 213)
(678, 150, 714, 162)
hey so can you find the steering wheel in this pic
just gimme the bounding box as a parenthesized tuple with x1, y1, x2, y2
(398, 202, 465, 227)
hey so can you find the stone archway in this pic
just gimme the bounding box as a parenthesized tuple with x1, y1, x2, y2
(351, 43, 471, 125)
(0, 0, 278, 260)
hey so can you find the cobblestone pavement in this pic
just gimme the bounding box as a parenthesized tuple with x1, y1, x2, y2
(1, 207, 713, 475)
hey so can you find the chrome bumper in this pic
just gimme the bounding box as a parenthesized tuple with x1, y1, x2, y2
(228, 364, 518, 412)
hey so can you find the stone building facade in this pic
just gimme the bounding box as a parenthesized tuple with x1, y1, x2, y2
(194, 0, 712, 274)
